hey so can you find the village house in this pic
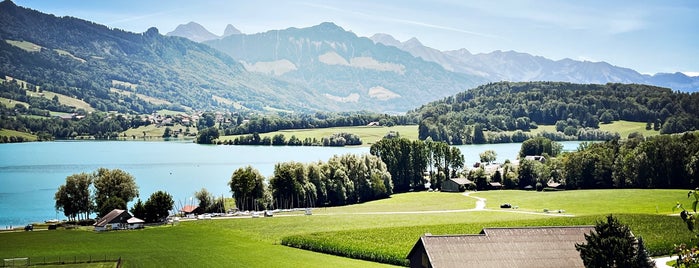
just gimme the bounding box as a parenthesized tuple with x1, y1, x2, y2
(93, 209, 144, 231)
(406, 226, 594, 268)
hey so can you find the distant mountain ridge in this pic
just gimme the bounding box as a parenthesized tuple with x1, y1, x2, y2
(204, 22, 486, 112)
(369, 33, 699, 92)
(176, 22, 698, 92)
(166, 21, 241, 42)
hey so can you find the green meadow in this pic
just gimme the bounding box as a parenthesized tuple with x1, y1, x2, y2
(219, 125, 418, 146)
(0, 189, 692, 267)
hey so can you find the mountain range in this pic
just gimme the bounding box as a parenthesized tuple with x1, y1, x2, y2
(1, 0, 697, 117)
(169, 22, 699, 93)
(166, 22, 241, 42)
(203, 22, 484, 112)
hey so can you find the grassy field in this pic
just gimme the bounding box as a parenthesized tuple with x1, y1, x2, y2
(0, 128, 37, 141)
(119, 124, 196, 140)
(34, 91, 95, 112)
(471, 189, 680, 215)
(0, 97, 30, 109)
(219, 125, 418, 146)
(598, 120, 659, 138)
(527, 120, 657, 138)
(0, 190, 690, 267)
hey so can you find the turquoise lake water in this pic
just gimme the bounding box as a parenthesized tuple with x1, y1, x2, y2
(0, 140, 583, 227)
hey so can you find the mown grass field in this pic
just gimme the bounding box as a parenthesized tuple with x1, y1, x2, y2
(118, 123, 196, 140)
(0, 128, 37, 141)
(0, 189, 690, 267)
(219, 125, 418, 146)
(529, 120, 658, 139)
(1, 97, 29, 108)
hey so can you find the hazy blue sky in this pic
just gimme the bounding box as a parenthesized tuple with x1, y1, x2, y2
(14, 0, 699, 75)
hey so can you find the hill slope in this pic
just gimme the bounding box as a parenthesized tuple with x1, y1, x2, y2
(0, 1, 331, 113)
(411, 81, 699, 144)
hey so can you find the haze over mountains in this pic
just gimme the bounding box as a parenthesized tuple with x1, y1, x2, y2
(170, 22, 699, 93)
(1, 0, 697, 116)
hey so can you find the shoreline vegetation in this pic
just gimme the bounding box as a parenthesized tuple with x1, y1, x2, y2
(1, 120, 660, 146)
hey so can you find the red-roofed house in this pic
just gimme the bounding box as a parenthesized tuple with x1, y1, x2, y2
(179, 205, 201, 215)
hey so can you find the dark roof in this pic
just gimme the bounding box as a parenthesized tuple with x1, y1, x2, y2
(180, 205, 199, 213)
(94, 209, 131, 227)
(407, 226, 594, 268)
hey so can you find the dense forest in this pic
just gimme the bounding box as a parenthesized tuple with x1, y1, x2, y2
(412, 82, 699, 144)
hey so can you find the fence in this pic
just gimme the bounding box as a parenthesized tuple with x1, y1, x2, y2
(2, 255, 121, 267)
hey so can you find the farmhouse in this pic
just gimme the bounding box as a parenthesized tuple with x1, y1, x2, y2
(93, 209, 144, 231)
(406, 226, 594, 268)
(441, 178, 473, 192)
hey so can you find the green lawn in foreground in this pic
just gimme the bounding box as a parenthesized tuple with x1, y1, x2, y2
(219, 125, 418, 146)
(0, 189, 690, 267)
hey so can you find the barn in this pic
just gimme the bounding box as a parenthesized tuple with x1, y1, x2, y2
(406, 226, 594, 268)
(441, 178, 473, 192)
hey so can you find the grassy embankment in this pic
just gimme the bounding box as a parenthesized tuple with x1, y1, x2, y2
(0, 190, 690, 267)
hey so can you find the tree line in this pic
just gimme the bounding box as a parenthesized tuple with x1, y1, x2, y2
(562, 132, 699, 189)
(214, 132, 362, 147)
(460, 133, 699, 192)
(413, 81, 699, 144)
(54, 168, 173, 223)
(218, 112, 417, 136)
(370, 137, 464, 192)
(228, 154, 393, 210)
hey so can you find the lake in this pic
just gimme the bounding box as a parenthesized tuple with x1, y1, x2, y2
(0, 140, 584, 227)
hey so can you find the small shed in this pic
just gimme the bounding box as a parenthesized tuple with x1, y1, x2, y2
(524, 155, 546, 163)
(94, 209, 144, 231)
(488, 182, 503, 190)
(407, 226, 594, 268)
(441, 178, 473, 192)
(127, 217, 145, 229)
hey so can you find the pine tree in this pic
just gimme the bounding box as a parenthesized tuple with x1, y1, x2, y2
(633, 236, 655, 268)
(575, 215, 638, 268)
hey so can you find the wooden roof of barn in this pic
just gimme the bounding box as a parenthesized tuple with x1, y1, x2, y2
(407, 226, 594, 268)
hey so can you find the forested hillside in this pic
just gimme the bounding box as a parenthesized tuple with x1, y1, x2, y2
(413, 81, 699, 144)
(0, 1, 330, 113)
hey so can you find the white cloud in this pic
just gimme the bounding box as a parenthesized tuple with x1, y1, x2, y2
(683, 72, 699, 77)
